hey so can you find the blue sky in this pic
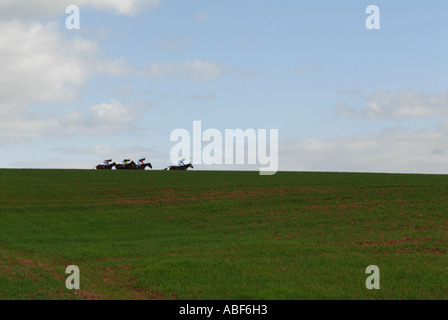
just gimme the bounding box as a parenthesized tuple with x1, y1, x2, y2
(1, 1, 448, 173)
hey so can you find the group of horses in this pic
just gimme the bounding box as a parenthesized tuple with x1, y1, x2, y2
(94, 161, 150, 170)
(94, 161, 194, 171)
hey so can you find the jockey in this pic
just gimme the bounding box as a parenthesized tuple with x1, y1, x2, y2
(103, 159, 112, 166)
(178, 158, 186, 166)
(123, 159, 131, 166)
(138, 157, 146, 166)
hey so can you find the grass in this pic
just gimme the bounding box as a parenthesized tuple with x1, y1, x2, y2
(0, 169, 447, 299)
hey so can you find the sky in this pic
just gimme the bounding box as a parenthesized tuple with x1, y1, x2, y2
(1, 0, 448, 173)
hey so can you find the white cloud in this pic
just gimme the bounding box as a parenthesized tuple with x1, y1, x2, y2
(0, 100, 149, 143)
(279, 125, 448, 174)
(0, 20, 161, 143)
(336, 89, 448, 119)
(0, 21, 97, 103)
(83, 0, 160, 15)
(0, 24, 221, 143)
(60, 100, 149, 135)
(0, 5, 233, 148)
(0, 0, 160, 19)
(88, 100, 143, 124)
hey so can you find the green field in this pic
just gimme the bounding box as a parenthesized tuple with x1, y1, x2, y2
(0, 169, 447, 300)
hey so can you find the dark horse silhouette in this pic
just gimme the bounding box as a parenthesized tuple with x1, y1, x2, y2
(115, 161, 137, 170)
(94, 162, 116, 170)
(116, 161, 153, 170)
(136, 162, 153, 170)
(164, 163, 194, 170)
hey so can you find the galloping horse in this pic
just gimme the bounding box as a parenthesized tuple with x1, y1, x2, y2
(115, 161, 137, 170)
(136, 162, 153, 170)
(164, 163, 194, 170)
(94, 162, 116, 170)
(116, 161, 153, 170)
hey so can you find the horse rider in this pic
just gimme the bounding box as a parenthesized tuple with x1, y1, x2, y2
(123, 159, 131, 167)
(178, 158, 186, 166)
(138, 157, 146, 166)
(103, 159, 112, 167)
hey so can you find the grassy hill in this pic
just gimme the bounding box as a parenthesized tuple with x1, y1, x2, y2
(0, 169, 447, 299)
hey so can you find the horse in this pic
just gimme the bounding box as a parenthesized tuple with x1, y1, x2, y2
(115, 161, 137, 170)
(94, 162, 116, 170)
(136, 162, 153, 170)
(164, 163, 194, 170)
